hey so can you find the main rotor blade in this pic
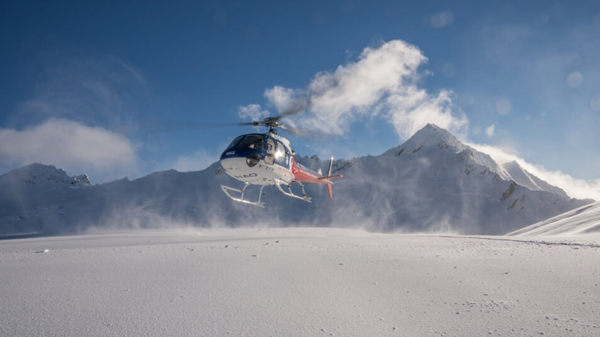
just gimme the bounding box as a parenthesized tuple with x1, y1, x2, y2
(275, 97, 310, 120)
(119, 120, 257, 133)
(279, 124, 332, 139)
(279, 124, 308, 135)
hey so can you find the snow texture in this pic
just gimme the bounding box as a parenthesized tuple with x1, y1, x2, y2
(0, 124, 592, 236)
(508, 201, 600, 236)
(1, 228, 599, 337)
(502, 161, 569, 199)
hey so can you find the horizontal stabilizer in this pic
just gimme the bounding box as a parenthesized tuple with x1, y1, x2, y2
(317, 174, 343, 180)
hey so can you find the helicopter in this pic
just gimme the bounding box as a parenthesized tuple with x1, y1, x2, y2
(217, 115, 343, 207)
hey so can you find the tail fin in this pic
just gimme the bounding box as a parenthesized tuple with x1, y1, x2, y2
(327, 155, 334, 177)
(327, 156, 334, 202)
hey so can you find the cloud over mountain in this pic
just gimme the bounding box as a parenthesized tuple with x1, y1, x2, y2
(0, 119, 137, 181)
(240, 40, 468, 139)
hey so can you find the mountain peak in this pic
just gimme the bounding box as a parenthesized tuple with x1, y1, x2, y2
(383, 123, 467, 156)
(410, 123, 464, 148)
(0, 163, 91, 186)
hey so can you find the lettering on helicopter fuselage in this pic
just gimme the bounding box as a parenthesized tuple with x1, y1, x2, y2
(225, 151, 235, 155)
(258, 164, 274, 172)
(234, 173, 258, 179)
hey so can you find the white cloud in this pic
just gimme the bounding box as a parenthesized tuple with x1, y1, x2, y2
(263, 86, 296, 112)
(237, 104, 270, 121)
(262, 40, 468, 139)
(485, 124, 496, 137)
(386, 88, 467, 140)
(469, 143, 600, 200)
(0, 119, 138, 181)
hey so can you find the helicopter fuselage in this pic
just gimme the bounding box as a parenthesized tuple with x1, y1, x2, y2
(218, 132, 342, 207)
(219, 132, 295, 186)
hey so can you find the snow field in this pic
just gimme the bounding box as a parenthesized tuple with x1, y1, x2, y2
(0, 228, 599, 336)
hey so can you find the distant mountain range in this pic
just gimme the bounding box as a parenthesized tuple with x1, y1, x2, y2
(0, 124, 593, 236)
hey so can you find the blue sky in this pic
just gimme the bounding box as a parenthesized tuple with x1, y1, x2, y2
(1, 0, 599, 198)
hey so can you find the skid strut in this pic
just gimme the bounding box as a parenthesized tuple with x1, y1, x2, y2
(274, 179, 312, 203)
(220, 183, 266, 208)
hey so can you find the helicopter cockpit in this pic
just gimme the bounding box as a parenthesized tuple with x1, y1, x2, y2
(228, 134, 265, 151)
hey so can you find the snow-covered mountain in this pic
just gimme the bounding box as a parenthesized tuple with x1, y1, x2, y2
(502, 161, 569, 198)
(1, 163, 91, 187)
(507, 201, 600, 236)
(0, 124, 592, 236)
(295, 124, 592, 234)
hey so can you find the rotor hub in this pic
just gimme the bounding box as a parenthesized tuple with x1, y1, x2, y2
(262, 117, 281, 134)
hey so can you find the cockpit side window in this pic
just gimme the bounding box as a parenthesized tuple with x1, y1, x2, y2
(228, 135, 244, 149)
(235, 135, 265, 150)
(266, 138, 275, 154)
(275, 141, 285, 159)
(275, 141, 290, 167)
(264, 138, 275, 165)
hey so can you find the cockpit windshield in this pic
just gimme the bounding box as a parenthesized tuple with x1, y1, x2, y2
(234, 135, 265, 150)
(227, 135, 244, 148)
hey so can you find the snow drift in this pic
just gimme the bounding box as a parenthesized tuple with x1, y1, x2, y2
(508, 201, 600, 236)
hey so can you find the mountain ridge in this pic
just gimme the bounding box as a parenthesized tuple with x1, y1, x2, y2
(0, 163, 91, 187)
(0, 124, 593, 236)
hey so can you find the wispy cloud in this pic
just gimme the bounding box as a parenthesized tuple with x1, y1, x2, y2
(11, 55, 149, 129)
(253, 40, 468, 140)
(469, 142, 600, 200)
(0, 54, 154, 182)
(237, 104, 270, 121)
(0, 119, 138, 182)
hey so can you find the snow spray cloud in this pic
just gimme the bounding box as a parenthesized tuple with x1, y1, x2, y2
(68, 163, 297, 235)
(469, 143, 600, 200)
(289, 155, 462, 234)
(238, 40, 468, 140)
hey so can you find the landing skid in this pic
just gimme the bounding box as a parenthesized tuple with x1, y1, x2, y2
(220, 183, 266, 208)
(220, 180, 312, 207)
(274, 179, 312, 203)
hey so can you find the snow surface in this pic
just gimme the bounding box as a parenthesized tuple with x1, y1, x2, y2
(1, 228, 599, 337)
(508, 201, 600, 237)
